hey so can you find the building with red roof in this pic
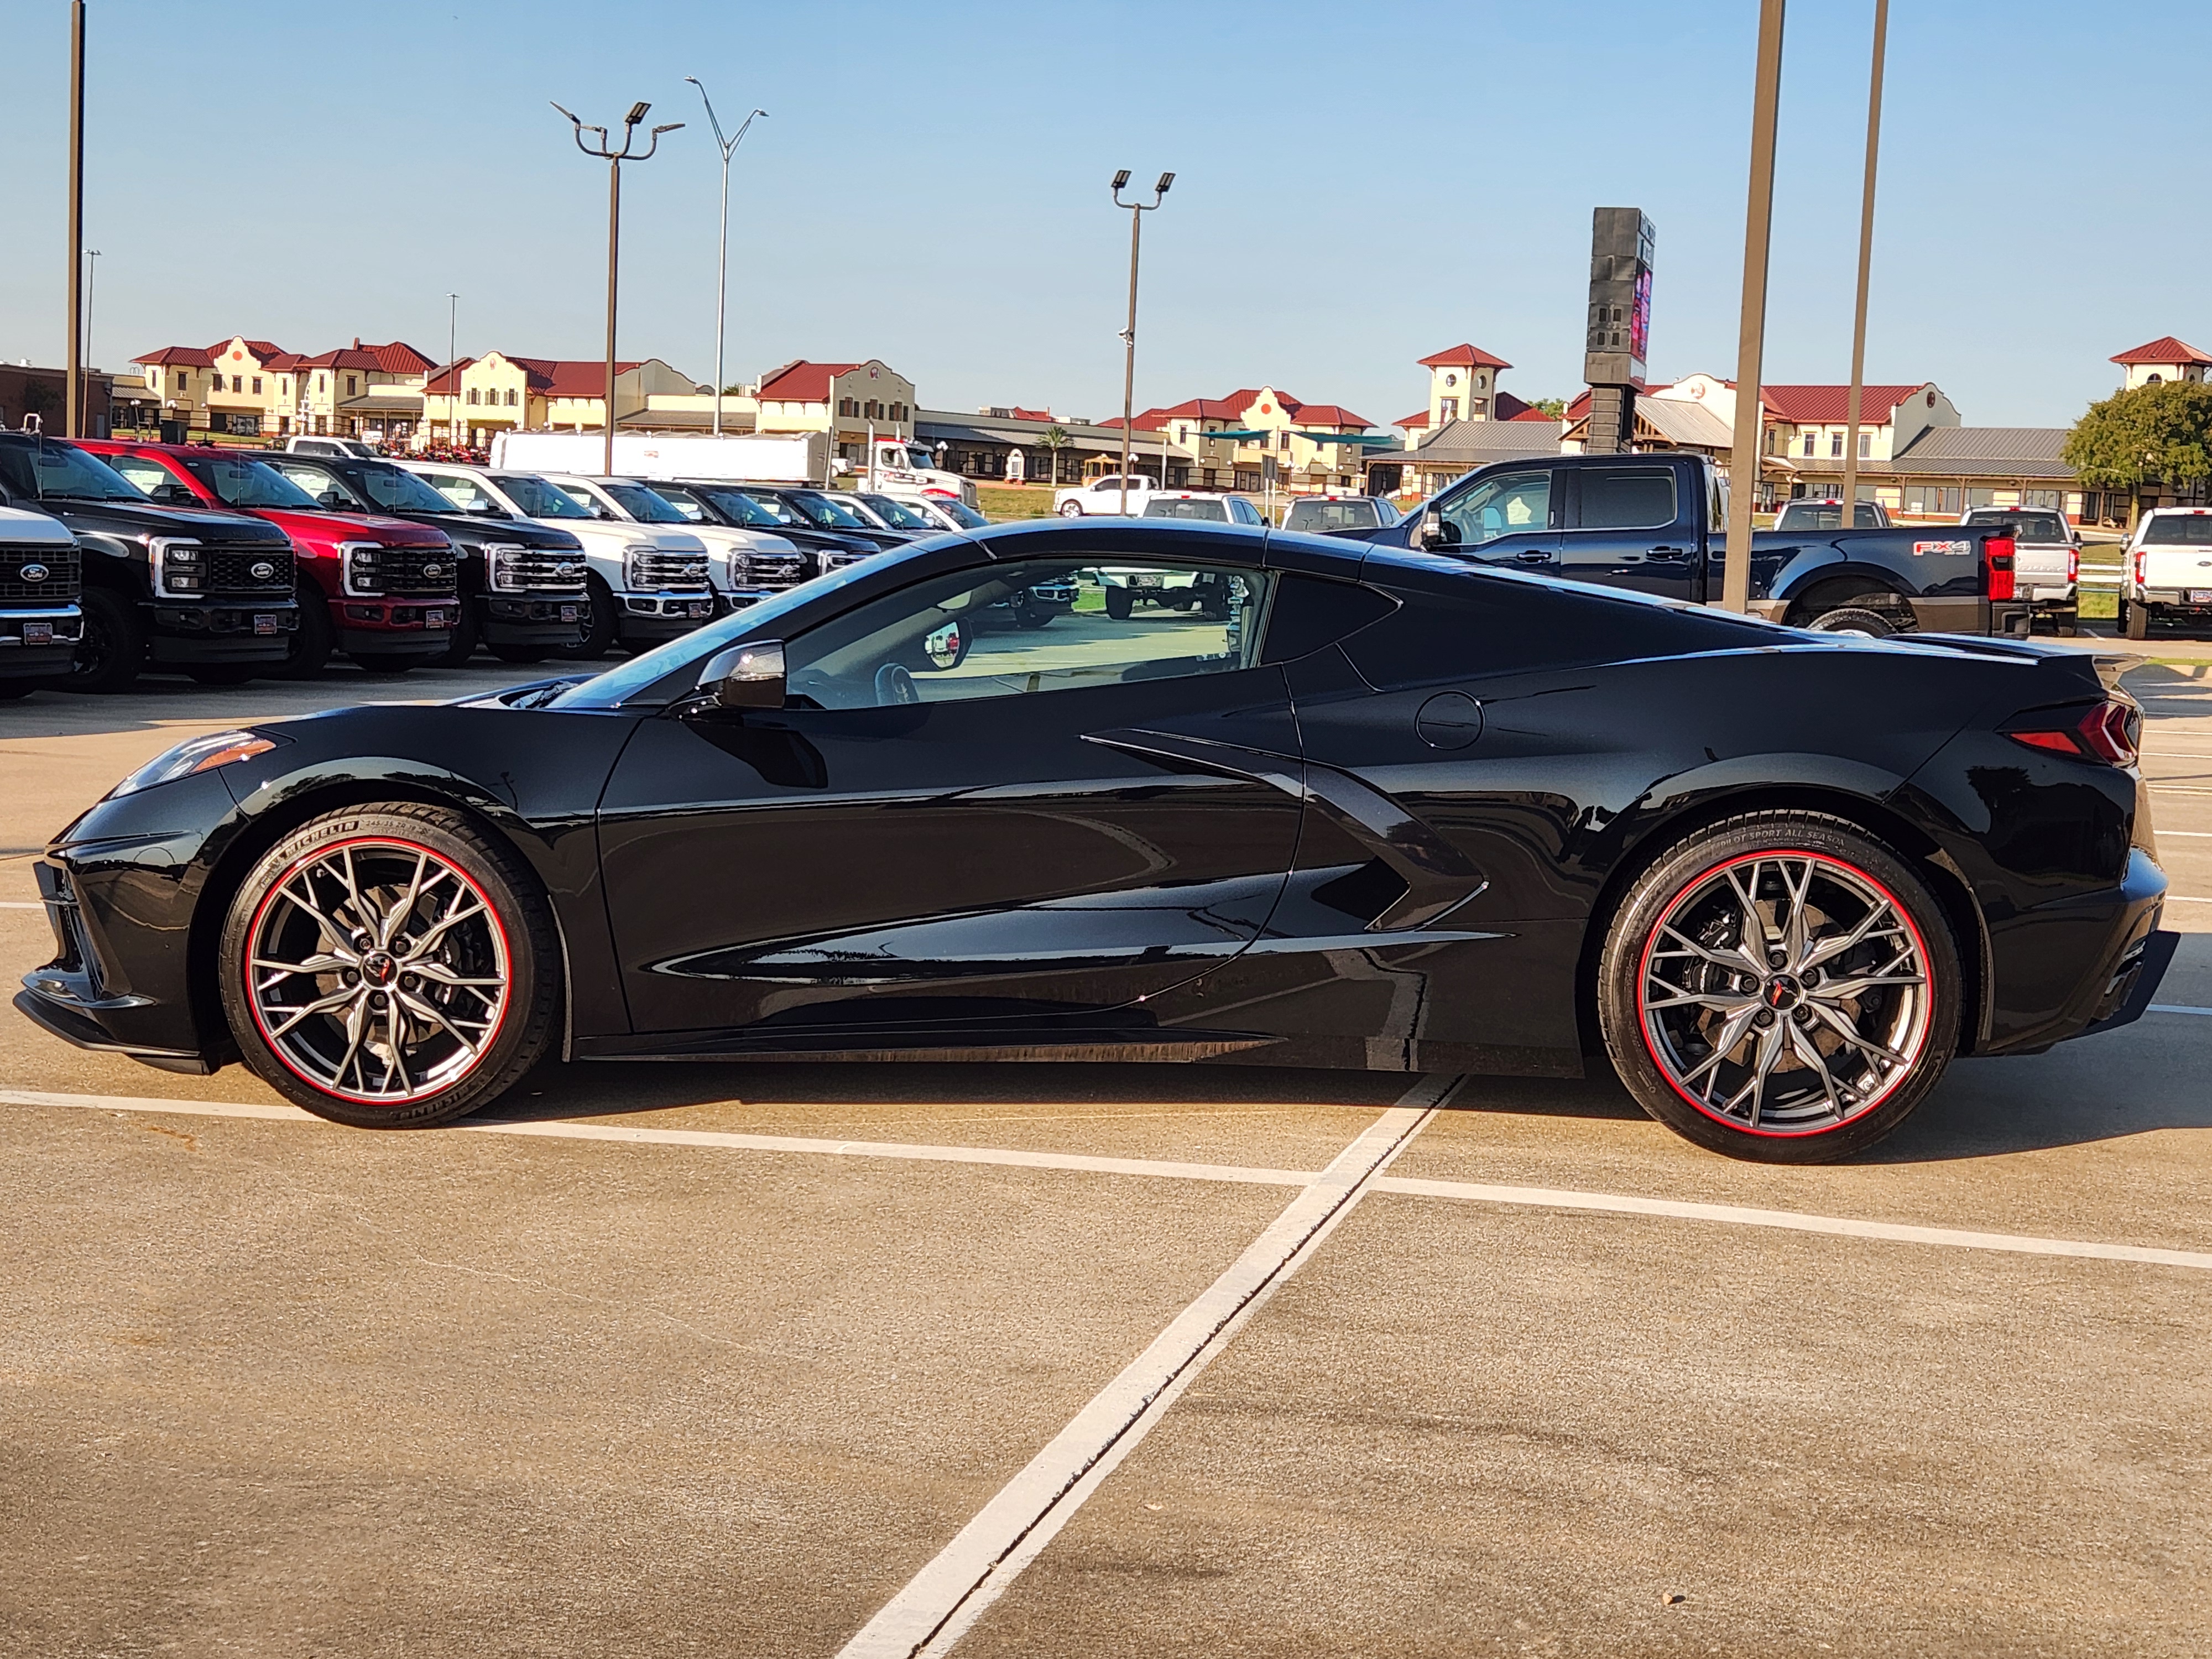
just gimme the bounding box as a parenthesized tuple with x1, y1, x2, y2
(2110, 336, 2212, 390)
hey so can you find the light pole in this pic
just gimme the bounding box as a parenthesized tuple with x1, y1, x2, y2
(64, 0, 86, 437)
(683, 78, 764, 437)
(82, 248, 100, 431)
(1109, 169, 1173, 514)
(552, 99, 682, 473)
(1838, 0, 1889, 529)
(1722, 0, 1786, 613)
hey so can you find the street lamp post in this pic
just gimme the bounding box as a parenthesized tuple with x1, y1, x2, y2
(444, 291, 458, 450)
(1838, 0, 1890, 529)
(1722, 0, 1787, 613)
(64, 0, 87, 437)
(1109, 169, 1173, 515)
(82, 248, 100, 431)
(552, 100, 682, 473)
(683, 79, 764, 437)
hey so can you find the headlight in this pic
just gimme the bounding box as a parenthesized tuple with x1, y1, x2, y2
(337, 541, 384, 597)
(622, 542, 656, 591)
(720, 548, 749, 585)
(107, 729, 283, 799)
(484, 542, 528, 592)
(148, 536, 204, 597)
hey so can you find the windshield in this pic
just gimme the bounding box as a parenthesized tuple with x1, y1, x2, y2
(643, 483, 707, 523)
(1777, 500, 1882, 529)
(1145, 498, 1229, 521)
(933, 498, 988, 529)
(0, 440, 152, 502)
(496, 474, 591, 519)
(2140, 514, 2212, 545)
(860, 494, 930, 529)
(1965, 508, 2067, 541)
(349, 462, 462, 514)
(603, 482, 690, 524)
(186, 456, 320, 510)
(734, 488, 802, 526)
(1286, 499, 1380, 532)
(548, 552, 896, 709)
(895, 447, 934, 471)
(794, 491, 870, 529)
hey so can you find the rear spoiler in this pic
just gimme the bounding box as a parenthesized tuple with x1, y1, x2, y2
(1895, 634, 2140, 693)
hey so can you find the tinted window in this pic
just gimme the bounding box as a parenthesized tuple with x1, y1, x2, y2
(1965, 508, 2067, 541)
(349, 463, 462, 515)
(106, 453, 187, 499)
(1259, 574, 1398, 664)
(185, 457, 319, 509)
(265, 457, 367, 509)
(1284, 499, 1380, 533)
(2140, 515, 2212, 545)
(1144, 498, 1229, 521)
(1438, 470, 1550, 547)
(644, 484, 709, 523)
(602, 482, 690, 523)
(860, 494, 930, 529)
(420, 471, 504, 514)
(785, 560, 1269, 709)
(0, 440, 148, 502)
(1577, 466, 1677, 530)
(497, 475, 591, 519)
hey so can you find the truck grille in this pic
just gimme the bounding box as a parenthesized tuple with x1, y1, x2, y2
(630, 550, 710, 592)
(374, 544, 459, 597)
(206, 546, 295, 596)
(0, 543, 81, 601)
(509, 548, 588, 593)
(742, 550, 813, 589)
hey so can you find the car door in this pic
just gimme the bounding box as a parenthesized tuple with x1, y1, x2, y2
(1558, 460, 1700, 600)
(1431, 467, 1561, 576)
(595, 545, 1304, 1039)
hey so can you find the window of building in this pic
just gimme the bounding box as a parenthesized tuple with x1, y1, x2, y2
(346, 375, 358, 396)
(1279, 431, 1292, 451)
(1802, 430, 1816, 457)
(279, 378, 289, 397)
(505, 389, 518, 407)
(1441, 398, 1458, 420)
(251, 377, 263, 395)
(317, 375, 327, 393)
(838, 398, 857, 417)
(1858, 431, 1871, 458)
(228, 375, 241, 393)
(468, 389, 482, 406)
(1829, 431, 1843, 458)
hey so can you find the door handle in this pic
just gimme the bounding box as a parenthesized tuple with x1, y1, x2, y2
(1512, 550, 1551, 564)
(1649, 545, 1689, 559)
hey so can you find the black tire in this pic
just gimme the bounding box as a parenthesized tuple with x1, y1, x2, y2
(185, 663, 258, 686)
(0, 678, 37, 700)
(1057, 500, 1084, 518)
(281, 583, 333, 679)
(2124, 598, 2150, 640)
(2054, 611, 2079, 638)
(552, 572, 615, 661)
(430, 601, 482, 668)
(218, 805, 562, 1129)
(1597, 811, 1961, 1164)
(347, 650, 424, 675)
(1803, 606, 1897, 638)
(61, 587, 143, 694)
(488, 643, 550, 665)
(1104, 587, 1134, 620)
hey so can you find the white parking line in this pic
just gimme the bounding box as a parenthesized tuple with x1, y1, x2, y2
(836, 1074, 1457, 1659)
(0, 900, 43, 909)
(2152, 1004, 2212, 1018)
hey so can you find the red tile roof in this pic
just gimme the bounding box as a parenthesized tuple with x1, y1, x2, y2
(293, 347, 385, 372)
(1395, 409, 1431, 430)
(363, 340, 436, 376)
(1419, 343, 1512, 371)
(1288, 403, 1371, 430)
(133, 345, 214, 367)
(758, 359, 865, 401)
(1507, 406, 1557, 423)
(2110, 335, 2212, 367)
(1758, 383, 1931, 424)
(1563, 380, 1652, 421)
(207, 337, 288, 364)
(422, 358, 475, 395)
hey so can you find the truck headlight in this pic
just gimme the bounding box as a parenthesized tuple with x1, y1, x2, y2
(484, 543, 528, 592)
(622, 543, 656, 591)
(148, 536, 204, 597)
(337, 541, 384, 597)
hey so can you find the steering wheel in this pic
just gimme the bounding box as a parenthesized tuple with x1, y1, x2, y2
(873, 663, 920, 706)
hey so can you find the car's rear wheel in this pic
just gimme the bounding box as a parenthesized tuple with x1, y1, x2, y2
(1803, 605, 1896, 637)
(219, 806, 561, 1129)
(1598, 812, 1959, 1162)
(2124, 598, 2150, 640)
(1104, 587, 1134, 620)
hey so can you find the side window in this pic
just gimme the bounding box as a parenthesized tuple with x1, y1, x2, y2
(424, 471, 493, 512)
(784, 560, 1271, 711)
(267, 458, 355, 507)
(1438, 470, 1551, 547)
(1577, 466, 1678, 531)
(106, 454, 176, 497)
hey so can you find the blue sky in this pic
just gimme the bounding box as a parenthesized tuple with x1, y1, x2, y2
(0, 0, 2203, 430)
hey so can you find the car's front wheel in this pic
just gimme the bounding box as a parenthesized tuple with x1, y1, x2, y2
(219, 806, 562, 1128)
(1057, 500, 1084, 518)
(1598, 812, 1959, 1162)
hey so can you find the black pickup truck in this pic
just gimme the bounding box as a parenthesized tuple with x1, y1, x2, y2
(1365, 451, 2028, 637)
(0, 432, 297, 690)
(0, 504, 84, 694)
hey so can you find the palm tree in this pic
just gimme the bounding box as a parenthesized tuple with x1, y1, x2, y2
(1035, 424, 1071, 487)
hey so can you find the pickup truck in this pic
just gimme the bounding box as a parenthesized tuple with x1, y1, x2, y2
(1366, 452, 2029, 638)
(85, 440, 457, 676)
(1055, 473, 1161, 517)
(0, 432, 297, 691)
(538, 474, 806, 614)
(0, 505, 84, 693)
(260, 452, 589, 666)
(2120, 506, 2212, 639)
(399, 461, 714, 660)
(1961, 505, 2077, 634)
(1774, 497, 1890, 530)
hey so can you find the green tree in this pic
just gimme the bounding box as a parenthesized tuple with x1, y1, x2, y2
(1528, 396, 1568, 418)
(2063, 381, 2212, 514)
(1035, 424, 1071, 485)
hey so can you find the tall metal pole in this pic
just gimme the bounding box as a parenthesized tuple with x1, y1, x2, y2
(1109, 169, 1173, 514)
(65, 0, 86, 437)
(1839, 0, 1888, 528)
(1722, 0, 1787, 613)
(445, 291, 457, 451)
(685, 80, 764, 437)
(82, 249, 100, 431)
(552, 100, 682, 476)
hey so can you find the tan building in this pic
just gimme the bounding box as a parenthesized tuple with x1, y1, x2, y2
(752, 360, 917, 460)
(128, 336, 435, 439)
(1102, 387, 1383, 493)
(420, 354, 698, 449)
(2110, 335, 2212, 389)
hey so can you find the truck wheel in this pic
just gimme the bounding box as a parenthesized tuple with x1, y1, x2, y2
(430, 602, 481, 667)
(552, 573, 615, 661)
(1803, 606, 1895, 638)
(1104, 588, 1134, 620)
(186, 664, 259, 686)
(1597, 811, 1960, 1164)
(2124, 598, 2150, 640)
(281, 584, 334, 680)
(61, 588, 144, 694)
(488, 644, 549, 666)
(1058, 500, 1084, 518)
(2054, 610, 2079, 638)
(348, 651, 422, 676)
(0, 679, 37, 700)
(217, 804, 562, 1129)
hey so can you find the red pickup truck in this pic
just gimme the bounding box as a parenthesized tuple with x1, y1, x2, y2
(83, 440, 459, 675)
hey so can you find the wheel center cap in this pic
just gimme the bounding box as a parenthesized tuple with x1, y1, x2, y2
(361, 950, 398, 987)
(1763, 973, 1804, 1011)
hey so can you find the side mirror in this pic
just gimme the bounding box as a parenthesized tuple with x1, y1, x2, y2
(696, 639, 786, 709)
(1417, 509, 1448, 550)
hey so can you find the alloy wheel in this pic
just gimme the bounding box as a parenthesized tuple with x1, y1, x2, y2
(243, 837, 510, 1104)
(1636, 851, 1932, 1135)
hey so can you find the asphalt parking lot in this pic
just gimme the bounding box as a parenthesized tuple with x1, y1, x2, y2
(2, 648, 2208, 1658)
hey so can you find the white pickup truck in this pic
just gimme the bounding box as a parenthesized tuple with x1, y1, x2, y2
(1961, 506, 2078, 634)
(1055, 473, 1161, 517)
(399, 460, 714, 659)
(2120, 507, 2212, 639)
(539, 473, 805, 612)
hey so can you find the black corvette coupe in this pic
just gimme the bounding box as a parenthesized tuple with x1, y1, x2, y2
(16, 520, 2175, 1162)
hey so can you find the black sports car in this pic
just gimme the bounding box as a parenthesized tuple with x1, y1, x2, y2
(15, 519, 2176, 1162)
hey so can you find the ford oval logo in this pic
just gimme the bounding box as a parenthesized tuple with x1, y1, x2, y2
(422, 563, 443, 580)
(249, 560, 276, 581)
(19, 563, 47, 583)
(556, 561, 581, 578)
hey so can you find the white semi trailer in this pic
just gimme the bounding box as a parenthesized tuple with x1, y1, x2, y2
(488, 430, 977, 509)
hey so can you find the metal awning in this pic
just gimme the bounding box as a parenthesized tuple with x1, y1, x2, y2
(1288, 430, 1400, 447)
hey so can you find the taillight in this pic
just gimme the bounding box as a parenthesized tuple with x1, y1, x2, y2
(2134, 547, 2147, 587)
(2067, 546, 2079, 584)
(2004, 698, 2142, 767)
(1983, 534, 2016, 602)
